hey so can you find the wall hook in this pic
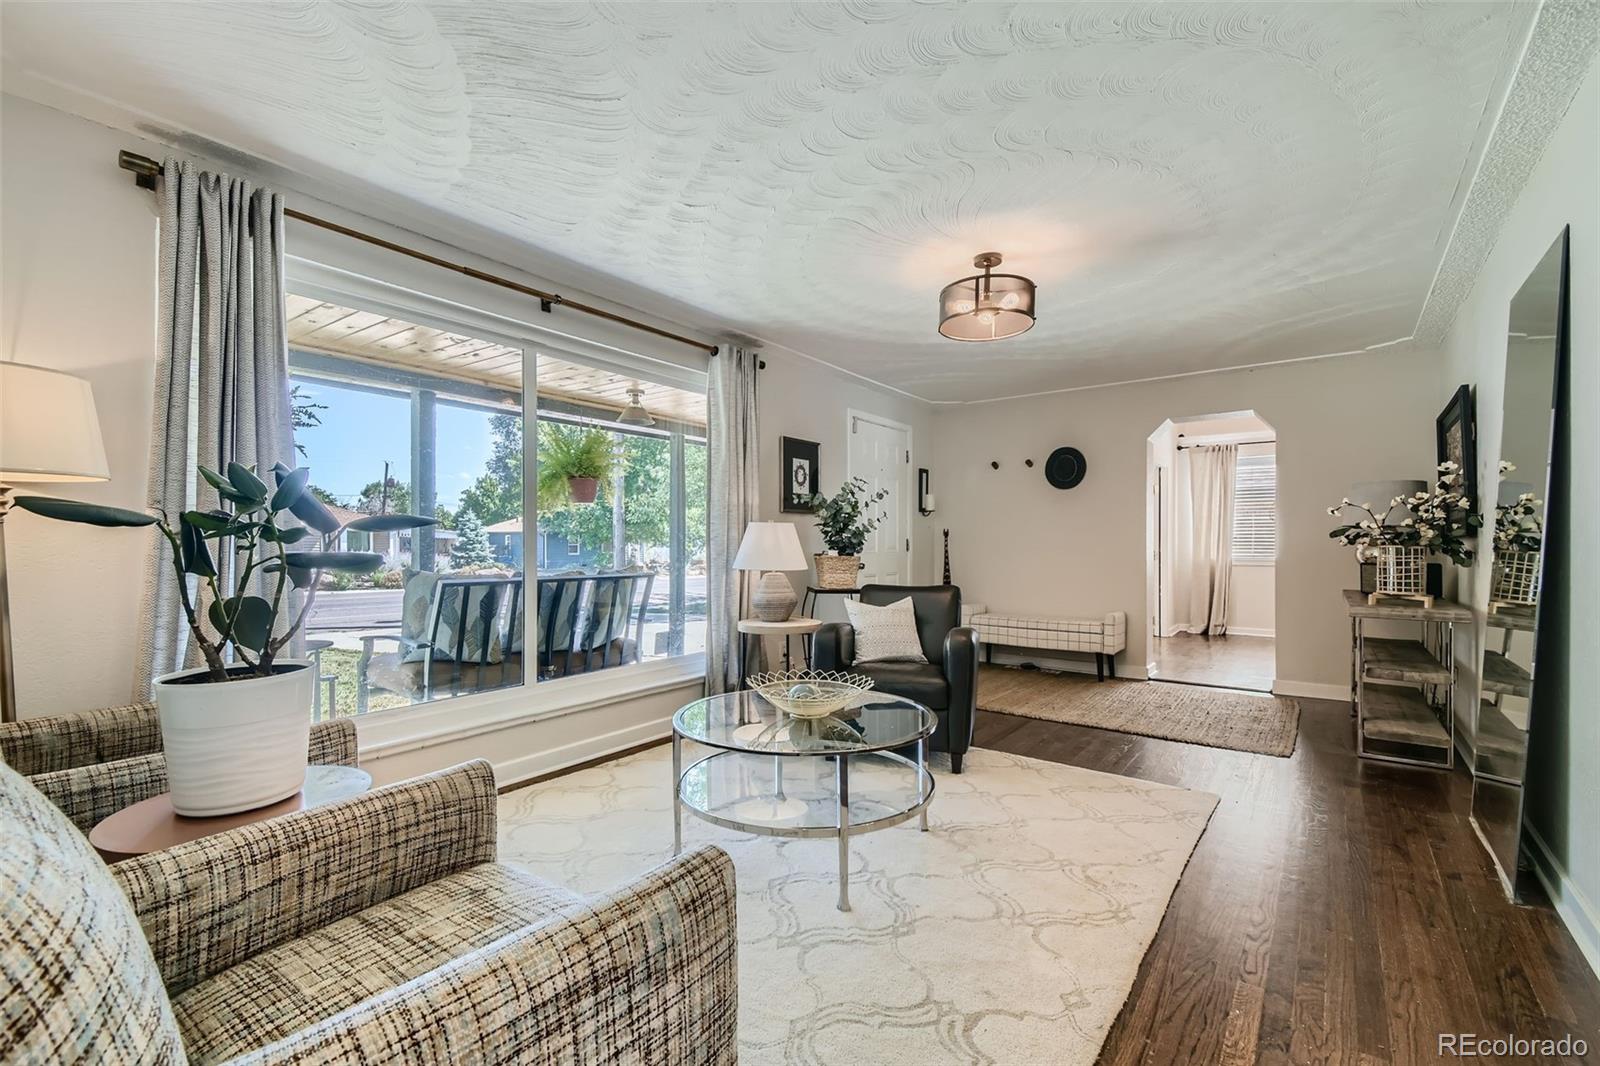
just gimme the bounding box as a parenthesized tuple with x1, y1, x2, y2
(990, 461, 1000, 470)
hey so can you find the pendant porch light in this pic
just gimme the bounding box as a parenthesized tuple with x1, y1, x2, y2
(616, 386, 656, 427)
(938, 252, 1036, 341)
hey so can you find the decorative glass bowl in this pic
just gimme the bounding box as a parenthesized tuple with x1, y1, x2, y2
(747, 670, 875, 719)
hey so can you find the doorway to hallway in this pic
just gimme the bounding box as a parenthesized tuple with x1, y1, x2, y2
(1145, 411, 1278, 693)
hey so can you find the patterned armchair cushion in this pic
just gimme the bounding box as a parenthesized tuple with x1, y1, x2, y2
(0, 702, 162, 775)
(0, 761, 185, 1064)
(399, 570, 504, 664)
(173, 864, 580, 1063)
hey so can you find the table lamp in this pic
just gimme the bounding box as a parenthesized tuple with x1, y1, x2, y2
(732, 521, 806, 622)
(0, 362, 111, 722)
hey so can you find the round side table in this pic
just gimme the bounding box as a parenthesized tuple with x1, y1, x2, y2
(737, 617, 823, 684)
(89, 764, 373, 862)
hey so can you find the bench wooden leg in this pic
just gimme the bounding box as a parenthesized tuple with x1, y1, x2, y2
(1107, 654, 1116, 679)
(1095, 653, 1105, 683)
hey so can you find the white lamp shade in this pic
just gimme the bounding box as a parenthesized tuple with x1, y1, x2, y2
(1, 363, 110, 483)
(732, 521, 806, 571)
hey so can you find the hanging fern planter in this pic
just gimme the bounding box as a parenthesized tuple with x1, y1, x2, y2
(567, 476, 600, 504)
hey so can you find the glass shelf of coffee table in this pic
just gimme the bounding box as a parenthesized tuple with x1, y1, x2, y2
(671, 689, 937, 911)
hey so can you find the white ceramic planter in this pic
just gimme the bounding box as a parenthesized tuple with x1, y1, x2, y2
(154, 660, 313, 816)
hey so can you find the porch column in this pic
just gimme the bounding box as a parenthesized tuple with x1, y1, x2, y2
(611, 431, 626, 566)
(669, 426, 686, 655)
(411, 387, 437, 570)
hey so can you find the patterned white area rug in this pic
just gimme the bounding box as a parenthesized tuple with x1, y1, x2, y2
(498, 745, 1217, 1066)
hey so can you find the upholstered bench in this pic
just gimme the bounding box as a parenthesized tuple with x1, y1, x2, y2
(962, 605, 1128, 682)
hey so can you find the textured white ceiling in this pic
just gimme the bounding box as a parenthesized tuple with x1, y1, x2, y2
(1, 2, 1533, 401)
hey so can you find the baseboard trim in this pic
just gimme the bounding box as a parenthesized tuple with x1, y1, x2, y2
(486, 715, 673, 791)
(1524, 823, 1600, 980)
(1225, 626, 1276, 638)
(1272, 679, 1350, 701)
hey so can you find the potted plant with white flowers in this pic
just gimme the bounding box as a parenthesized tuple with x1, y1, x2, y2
(16, 462, 435, 815)
(1490, 459, 1542, 610)
(808, 476, 889, 589)
(1326, 462, 1479, 600)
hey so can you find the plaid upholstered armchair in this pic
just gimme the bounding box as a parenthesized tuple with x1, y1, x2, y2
(1, 758, 739, 1064)
(0, 702, 358, 832)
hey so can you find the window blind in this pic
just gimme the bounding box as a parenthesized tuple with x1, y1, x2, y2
(1232, 453, 1277, 563)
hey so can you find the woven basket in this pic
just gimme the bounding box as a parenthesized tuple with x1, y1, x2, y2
(1374, 545, 1428, 596)
(1491, 550, 1541, 606)
(813, 553, 861, 589)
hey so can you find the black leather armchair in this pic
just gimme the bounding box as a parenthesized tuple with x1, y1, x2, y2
(811, 585, 978, 773)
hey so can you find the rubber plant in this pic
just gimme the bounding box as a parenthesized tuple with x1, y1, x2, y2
(14, 462, 435, 682)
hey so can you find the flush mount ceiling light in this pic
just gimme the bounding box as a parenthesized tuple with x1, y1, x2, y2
(938, 252, 1036, 342)
(616, 386, 656, 427)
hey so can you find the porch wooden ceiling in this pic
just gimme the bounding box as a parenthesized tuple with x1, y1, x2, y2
(285, 295, 707, 427)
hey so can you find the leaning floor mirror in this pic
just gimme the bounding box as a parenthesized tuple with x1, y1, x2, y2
(1470, 226, 1569, 902)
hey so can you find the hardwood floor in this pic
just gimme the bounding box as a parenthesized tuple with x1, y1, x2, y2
(1153, 632, 1276, 691)
(973, 699, 1600, 1065)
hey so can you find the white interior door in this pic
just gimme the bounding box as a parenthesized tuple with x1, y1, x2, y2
(848, 412, 911, 586)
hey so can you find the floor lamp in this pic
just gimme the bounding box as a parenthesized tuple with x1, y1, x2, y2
(0, 363, 110, 722)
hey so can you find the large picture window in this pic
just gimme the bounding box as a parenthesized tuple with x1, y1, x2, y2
(533, 358, 707, 681)
(286, 290, 708, 721)
(286, 295, 527, 718)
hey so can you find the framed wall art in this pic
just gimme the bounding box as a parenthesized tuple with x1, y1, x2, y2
(781, 436, 820, 513)
(1435, 384, 1478, 507)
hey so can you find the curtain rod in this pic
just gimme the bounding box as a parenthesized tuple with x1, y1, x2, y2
(118, 150, 719, 357)
(1176, 438, 1275, 449)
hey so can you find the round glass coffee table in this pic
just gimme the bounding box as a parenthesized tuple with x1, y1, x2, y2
(672, 688, 937, 911)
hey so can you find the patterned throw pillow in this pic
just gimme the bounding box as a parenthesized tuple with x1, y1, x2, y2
(399, 570, 504, 664)
(845, 597, 928, 664)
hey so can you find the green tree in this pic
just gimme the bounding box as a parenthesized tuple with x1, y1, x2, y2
(458, 414, 522, 526)
(290, 383, 326, 458)
(449, 509, 494, 570)
(306, 483, 339, 507)
(356, 477, 410, 515)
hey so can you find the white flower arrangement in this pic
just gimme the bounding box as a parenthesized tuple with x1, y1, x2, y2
(1492, 459, 1542, 553)
(1326, 463, 1481, 566)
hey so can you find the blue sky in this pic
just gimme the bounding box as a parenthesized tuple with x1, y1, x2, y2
(291, 378, 494, 513)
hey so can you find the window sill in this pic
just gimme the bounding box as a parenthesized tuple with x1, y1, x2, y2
(1231, 559, 1277, 567)
(355, 653, 706, 759)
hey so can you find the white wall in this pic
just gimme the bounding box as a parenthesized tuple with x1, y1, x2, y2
(2, 95, 158, 715)
(755, 349, 936, 626)
(930, 349, 1439, 693)
(1436, 55, 1599, 971)
(0, 93, 932, 784)
(1228, 565, 1276, 637)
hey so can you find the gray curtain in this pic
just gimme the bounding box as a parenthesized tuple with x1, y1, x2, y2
(1186, 444, 1237, 636)
(136, 157, 294, 694)
(706, 344, 762, 693)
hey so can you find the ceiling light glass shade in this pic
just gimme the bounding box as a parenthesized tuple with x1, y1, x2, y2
(616, 386, 656, 427)
(938, 253, 1036, 341)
